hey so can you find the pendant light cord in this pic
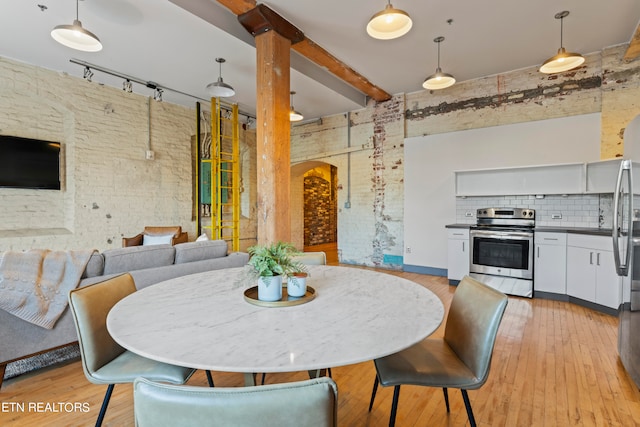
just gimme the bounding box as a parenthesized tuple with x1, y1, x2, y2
(560, 16, 564, 48)
(75, 0, 79, 20)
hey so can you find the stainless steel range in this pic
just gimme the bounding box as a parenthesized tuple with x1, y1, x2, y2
(469, 207, 535, 298)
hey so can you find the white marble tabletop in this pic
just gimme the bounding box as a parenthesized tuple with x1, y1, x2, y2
(107, 265, 444, 376)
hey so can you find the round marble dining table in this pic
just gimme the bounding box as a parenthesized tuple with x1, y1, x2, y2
(106, 265, 444, 384)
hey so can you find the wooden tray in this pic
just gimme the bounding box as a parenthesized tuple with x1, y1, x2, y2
(244, 285, 316, 307)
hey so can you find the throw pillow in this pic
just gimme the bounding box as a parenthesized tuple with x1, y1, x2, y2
(196, 233, 209, 242)
(142, 233, 174, 246)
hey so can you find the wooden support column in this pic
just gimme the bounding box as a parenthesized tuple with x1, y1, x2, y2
(239, 5, 304, 244)
(255, 30, 291, 244)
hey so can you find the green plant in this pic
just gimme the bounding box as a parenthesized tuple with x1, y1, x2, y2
(247, 242, 307, 286)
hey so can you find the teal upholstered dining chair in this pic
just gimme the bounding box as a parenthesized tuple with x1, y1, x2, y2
(68, 273, 196, 427)
(133, 376, 338, 427)
(369, 275, 508, 427)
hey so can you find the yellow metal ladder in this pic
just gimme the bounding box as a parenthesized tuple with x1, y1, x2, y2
(198, 99, 240, 251)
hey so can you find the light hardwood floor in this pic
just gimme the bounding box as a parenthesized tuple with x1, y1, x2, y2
(1, 270, 640, 426)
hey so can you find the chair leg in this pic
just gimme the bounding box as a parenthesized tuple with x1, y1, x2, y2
(389, 385, 401, 427)
(461, 389, 477, 427)
(95, 384, 114, 427)
(369, 376, 379, 412)
(261, 373, 266, 385)
(328, 367, 332, 378)
(206, 370, 215, 387)
(442, 387, 450, 412)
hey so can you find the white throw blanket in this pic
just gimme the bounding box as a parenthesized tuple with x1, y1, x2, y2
(0, 249, 95, 329)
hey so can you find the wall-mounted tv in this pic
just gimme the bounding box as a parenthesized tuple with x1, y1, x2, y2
(0, 135, 61, 190)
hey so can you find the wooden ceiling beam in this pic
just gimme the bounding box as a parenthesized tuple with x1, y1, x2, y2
(216, 0, 391, 102)
(624, 21, 640, 62)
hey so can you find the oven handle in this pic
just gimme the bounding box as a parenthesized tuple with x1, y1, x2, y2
(470, 229, 533, 239)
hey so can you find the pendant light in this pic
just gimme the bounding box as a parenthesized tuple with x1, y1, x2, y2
(366, 0, 412, 40)
(423, 36, 456, 90)
(206, 58, 235, 98)
(289, 91, 303, 122)
(51, 0, 102, 52)
(539, 11, 584, 74)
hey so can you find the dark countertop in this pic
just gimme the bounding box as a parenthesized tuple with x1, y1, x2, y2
(446, 223, 612, 236)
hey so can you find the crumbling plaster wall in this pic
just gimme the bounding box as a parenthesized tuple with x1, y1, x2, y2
(291, 45, 640, 268)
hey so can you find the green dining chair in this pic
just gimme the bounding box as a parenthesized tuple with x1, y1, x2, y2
(369, 275, 508, 427)
(133, 376, 338, 427)
(68, 273, 196, 427)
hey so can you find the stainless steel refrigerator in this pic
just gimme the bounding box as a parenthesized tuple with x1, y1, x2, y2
(613, 159, 640, 388)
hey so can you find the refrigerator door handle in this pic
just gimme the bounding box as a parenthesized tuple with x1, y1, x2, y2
(613, 160, 632, 276)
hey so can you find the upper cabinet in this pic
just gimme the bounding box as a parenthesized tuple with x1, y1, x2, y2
(455, 163, 584, 196)
(455, 159, 640, 197)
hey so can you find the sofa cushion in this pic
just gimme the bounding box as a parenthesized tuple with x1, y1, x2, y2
(103, 245, 176, 275)
(81, 252, 105, 278)
(174, 240, 228, 264)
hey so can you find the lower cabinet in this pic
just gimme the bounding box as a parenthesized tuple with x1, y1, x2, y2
(447, 228, 469, 282)
(534, 232, 567, 295)
(566, 234, 621, 310)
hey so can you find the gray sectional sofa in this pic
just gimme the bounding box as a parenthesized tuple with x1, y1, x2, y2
(0, 240, 249, 389)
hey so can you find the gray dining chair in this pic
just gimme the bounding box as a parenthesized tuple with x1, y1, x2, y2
(133, 376, 338, 427)
(368, 275, 508, 427)
(68, 273, 196, 427)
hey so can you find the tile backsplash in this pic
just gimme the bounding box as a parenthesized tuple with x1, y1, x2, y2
(455, 194, 614, 229)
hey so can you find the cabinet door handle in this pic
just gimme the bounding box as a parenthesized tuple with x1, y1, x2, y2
(597, 252, 601, 266)
(462, 241, 465, 252)
(537, 247, 540, 258)
(544, 238, 558, 241)
(590, 252, 594, 265)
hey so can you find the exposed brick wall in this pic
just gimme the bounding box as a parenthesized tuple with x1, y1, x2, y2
(0, 57, 257, 252)
(303, 166, 337, 246)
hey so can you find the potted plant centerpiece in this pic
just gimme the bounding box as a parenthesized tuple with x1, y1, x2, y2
(247, 242, 307, 301)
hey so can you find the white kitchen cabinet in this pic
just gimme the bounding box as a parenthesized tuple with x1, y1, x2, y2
(447, 228, 469, 282)
(455, 163, 584, 196)
(534, 232, 567, 295)
(566, 234, 621, 309)
(585, 159, 640, 193)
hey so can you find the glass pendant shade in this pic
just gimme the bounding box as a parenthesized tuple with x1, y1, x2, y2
(423, 69, 456, 90)
(366, 2, 412, 40)
(207, 58, 235, 98)
(51, 15, 102, 52)
(539, 11, 584, 74)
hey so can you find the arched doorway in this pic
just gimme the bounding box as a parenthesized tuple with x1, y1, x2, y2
(291, 161, 338, 262)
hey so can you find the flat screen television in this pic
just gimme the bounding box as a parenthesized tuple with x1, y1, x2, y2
(0, 135, 61, 190)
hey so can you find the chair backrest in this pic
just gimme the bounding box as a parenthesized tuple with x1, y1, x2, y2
(68, 273, 136, 381)
(143, 226, 182, 238)
(133, 377, 338, 427)
(443, 275, 508, 388)
(292, 251, 327, 265)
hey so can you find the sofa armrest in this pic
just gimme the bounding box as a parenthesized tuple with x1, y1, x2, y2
(123, 234, 144, 247)
(172, 232, 188, 245)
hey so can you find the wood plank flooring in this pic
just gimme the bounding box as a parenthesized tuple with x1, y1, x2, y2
(1, 270, 640, 426)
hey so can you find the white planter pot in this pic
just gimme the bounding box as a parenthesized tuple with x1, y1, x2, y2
(287, 274, 307, 297)
(258, 276, 283, 301)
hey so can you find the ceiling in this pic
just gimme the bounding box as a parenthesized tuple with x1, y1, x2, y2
(1, 0, 639, 122)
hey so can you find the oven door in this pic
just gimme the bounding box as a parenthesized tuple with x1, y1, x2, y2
(469, 228, 533, 280)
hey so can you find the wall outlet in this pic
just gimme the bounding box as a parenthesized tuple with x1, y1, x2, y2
(465, 211, 474, 217)
(551, 213, 562, 219)
(406, 247, 412, 253)
(145, 150, 155, 160)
